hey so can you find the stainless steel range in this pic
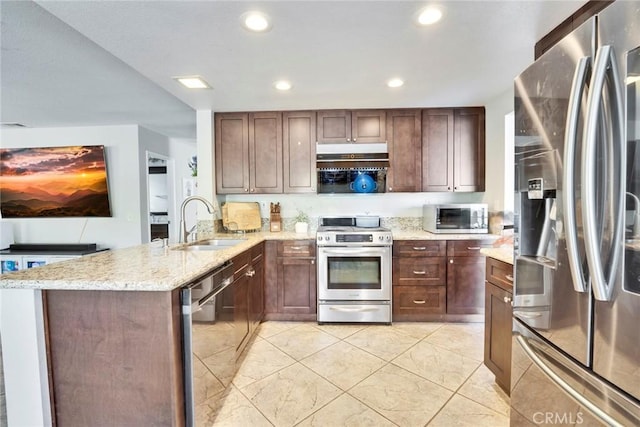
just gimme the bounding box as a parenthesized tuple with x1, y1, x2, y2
(316, 217, 392, 324)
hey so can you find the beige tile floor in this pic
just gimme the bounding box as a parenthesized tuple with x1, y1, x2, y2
(207, 321, 509, 427)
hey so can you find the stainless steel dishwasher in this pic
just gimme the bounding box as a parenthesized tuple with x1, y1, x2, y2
(181, 261, 234, 426)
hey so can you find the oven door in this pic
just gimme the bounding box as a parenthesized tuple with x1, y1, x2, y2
(317, 246, 391, 301)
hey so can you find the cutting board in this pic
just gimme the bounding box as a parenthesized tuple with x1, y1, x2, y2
(222, 202, 262, 231)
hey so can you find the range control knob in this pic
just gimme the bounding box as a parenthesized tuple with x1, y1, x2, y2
(378, 235, 384, 241)
(386, 235, 391, 241)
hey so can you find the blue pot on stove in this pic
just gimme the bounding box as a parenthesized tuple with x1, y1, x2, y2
(350, 173, 377, 193)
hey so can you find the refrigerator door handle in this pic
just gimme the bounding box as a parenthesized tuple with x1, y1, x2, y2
(581, 44, 625, 302)
(516, 335, 624, 427)
(563, 56, 590, 293)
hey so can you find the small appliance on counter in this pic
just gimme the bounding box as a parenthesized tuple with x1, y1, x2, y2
(423, 204, 488, 234)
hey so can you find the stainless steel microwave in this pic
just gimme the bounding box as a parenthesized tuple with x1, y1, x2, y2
(423, 204, 488, 234)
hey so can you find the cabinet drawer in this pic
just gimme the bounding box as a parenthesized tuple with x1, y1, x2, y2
(232, 250, 251, 276)
(486, 257, 513, 291)
(393, 286, 446, 315)
(394, 257, 446, 286)
(393, 240, 446, 257)
(446, 240, 492, 257)
(278, 240, 315, 257)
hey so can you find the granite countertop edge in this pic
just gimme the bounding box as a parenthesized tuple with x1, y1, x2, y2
(480, 247, 515, 265)
(0, 230, 504, 292)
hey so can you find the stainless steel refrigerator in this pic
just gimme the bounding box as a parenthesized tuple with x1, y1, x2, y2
(512, 1, 640, 425)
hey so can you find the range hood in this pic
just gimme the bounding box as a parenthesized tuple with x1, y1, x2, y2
(316, 143, 389, 170)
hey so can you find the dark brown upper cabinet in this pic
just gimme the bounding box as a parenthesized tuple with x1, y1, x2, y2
(386, 109, 422, 192)
(283, 111, 317, 193)
(215, 112, 283, 194)
(422, 107, 485, 192)
(317, 109, 386, 144)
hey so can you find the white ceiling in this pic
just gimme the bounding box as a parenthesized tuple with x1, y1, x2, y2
(1, 0, 588, 140)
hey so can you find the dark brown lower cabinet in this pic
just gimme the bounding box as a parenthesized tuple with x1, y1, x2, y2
(446, 240, 492, 315)
(44, 289, 185, 426)
(446, 256, 486, 314)
(484, 257, 514, 394)
(393, 285, 446, 320)
(264, 240, 316, 321)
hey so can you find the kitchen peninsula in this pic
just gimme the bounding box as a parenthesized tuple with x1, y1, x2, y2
(0, 229, 499, 425)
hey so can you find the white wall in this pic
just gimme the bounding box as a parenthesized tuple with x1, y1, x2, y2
(1, 125, 166, 249)
(169, 137, 198, 241)
(482, 88, 514, 213)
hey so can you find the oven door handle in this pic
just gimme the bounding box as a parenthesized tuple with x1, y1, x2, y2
(319, 247, 388, 256)
(328, 305, 381, 313)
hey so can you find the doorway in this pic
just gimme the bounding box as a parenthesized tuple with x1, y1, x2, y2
(146, 152, 175, 242)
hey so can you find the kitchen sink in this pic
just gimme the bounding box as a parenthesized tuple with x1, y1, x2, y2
(198, 239, 247, 246)
(175, 238, 247, 252)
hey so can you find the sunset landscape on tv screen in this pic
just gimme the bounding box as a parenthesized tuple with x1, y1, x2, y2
(0, 145, 112, 218)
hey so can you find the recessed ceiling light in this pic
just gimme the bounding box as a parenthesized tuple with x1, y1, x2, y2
(241, 11, 271, 32)
(417, 6, 443, 26)
(173, 76, 211, 89)
(274, 80, 292, 91)
(387, 78, 404, 88)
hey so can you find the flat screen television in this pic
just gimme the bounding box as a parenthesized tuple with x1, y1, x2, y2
(0, 145, 112, 218)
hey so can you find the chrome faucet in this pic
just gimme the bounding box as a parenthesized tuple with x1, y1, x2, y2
(179, 196, 217, 243)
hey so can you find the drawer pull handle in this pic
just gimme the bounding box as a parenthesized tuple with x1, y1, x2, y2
(505, 274, 514, 282)
(413, 300, 426, 304)
(503, 296, 512, 304)
(413, 270, 426, 275)
(412, 246, 427, 251)
(467, 246, 481, 250)
(290, 246, 303, 250)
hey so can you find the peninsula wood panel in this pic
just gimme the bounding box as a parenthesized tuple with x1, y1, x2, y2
(44, 290, 184, 426)
(283, 111, 317, 193)
(386, 109, 422, 192)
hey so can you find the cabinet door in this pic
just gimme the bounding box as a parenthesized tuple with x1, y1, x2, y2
(277, 257, 316, 314)
(386, 109, 421, 192)
(263, 241, 279, 314)
(249, 112, 283, 194)
(234, 272, 251, 355)
(283, 111, 317, 193)
(484, 281, 512, 394)
(351, 110, 386, 143)
(250, 247, 264, 330)
(454, 108, 485, 192)
(447, 255, 486, 314)
(317, 110, 351, 143)
(215, 113, 249, 194)
(422, 109, 454, 192)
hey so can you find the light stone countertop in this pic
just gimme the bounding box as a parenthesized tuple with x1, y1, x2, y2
(0, 231, 313, 292)
(0, 229, 502, 292)
(480, 246, 515, 265)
